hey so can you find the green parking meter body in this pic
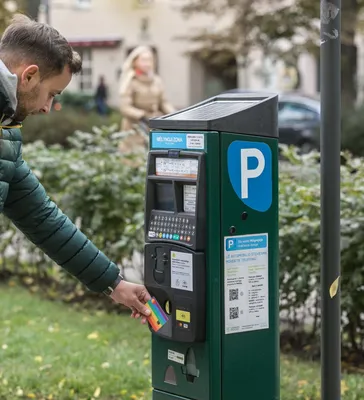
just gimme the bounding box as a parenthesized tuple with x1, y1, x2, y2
(144, 93, 279, 400)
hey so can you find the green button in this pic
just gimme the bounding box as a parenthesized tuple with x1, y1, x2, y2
(173, 234, 179, 240)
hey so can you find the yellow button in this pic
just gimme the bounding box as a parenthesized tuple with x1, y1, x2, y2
(165, 300, 171, 315)
(176, 309, 190, 323)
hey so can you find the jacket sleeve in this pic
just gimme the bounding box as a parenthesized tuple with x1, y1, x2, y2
(3, 152, 120, 293)
(120, 82, 146, 122)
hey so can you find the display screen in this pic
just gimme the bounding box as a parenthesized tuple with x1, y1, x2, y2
(156, 157, 198, 178)
(155, 183, 174, 211)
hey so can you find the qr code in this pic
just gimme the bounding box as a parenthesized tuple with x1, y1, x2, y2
(229, 289, 239, 301)
(229, 307, 239, 320)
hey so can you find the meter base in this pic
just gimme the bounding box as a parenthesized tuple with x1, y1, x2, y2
(153, 389, 192, 400)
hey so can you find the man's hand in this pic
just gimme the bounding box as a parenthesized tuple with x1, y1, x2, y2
(110, 280, 152, 324)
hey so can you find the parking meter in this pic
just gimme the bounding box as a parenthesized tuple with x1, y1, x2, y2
(144, 93, 279, 400)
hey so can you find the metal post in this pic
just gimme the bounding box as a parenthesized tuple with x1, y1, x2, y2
(45, 0, 51, 25)
(41, 0, 51, 25)
(320, 1, 341, 400)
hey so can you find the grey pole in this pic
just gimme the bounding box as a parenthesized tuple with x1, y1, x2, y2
(320, 1, 341, 400)
(45, 0, 51, 25)
(40, 0, 51, 25)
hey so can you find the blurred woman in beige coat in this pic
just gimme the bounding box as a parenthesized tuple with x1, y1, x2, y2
(119, 45, 175, 152)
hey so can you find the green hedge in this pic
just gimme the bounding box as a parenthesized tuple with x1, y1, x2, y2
(58, 91, 95, 109)
(21, 107, 122, 146)
(342, 103, 364, 156)
(0, 126, 146, 308)
(279, 145, 364, 354)
(57, 90, 118, 113)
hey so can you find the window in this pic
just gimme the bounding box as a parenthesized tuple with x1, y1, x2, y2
(75, 0, 91, 8)
(75, 48, 93, 92)
(133, 0, 154, 8)
(278, 102, 318, 122)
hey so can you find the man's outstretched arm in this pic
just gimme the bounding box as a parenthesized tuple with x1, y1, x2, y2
(3, 153, 151, 318)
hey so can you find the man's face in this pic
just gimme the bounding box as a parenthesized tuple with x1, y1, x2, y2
(14, 64, 72, 121)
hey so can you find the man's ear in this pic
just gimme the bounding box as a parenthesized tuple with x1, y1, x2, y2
(20, 65, 40, 89)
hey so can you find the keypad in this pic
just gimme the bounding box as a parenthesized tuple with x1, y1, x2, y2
(148, 213, 196, 243)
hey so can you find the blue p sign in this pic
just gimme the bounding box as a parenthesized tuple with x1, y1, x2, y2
(226, 239, 236, 251)
(227, 141, 272, 212)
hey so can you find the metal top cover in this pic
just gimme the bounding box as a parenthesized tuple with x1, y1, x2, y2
(149, 92, 278, 138)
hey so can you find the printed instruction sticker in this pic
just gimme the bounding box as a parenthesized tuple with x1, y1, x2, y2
(224, 234, 269, 334)
(171, 251, 193, 291)
(168, 349, 185, 365)
(183, 185, 197, 213)
(186, 134, 204, 149)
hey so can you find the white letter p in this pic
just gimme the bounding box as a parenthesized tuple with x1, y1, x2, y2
(241, 149, 265, 199)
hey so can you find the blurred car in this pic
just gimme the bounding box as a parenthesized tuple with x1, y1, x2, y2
(224, 89, 321, 153)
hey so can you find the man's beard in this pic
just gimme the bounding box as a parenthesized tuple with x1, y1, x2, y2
(13, 86, 40, 122)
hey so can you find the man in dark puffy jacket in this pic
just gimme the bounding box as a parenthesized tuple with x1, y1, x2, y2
(0, 14, 151, 322)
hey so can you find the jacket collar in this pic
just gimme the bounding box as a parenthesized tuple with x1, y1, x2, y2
(0, 60, 18, 122)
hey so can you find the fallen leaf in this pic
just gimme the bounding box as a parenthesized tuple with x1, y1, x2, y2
(58, 378, 66, 389)
(143, 359, 150, 366)
(101, 362, 110, 369)
(330, 276, 340, 298)
(27, 394, 36, 399)
(15, 387, 23, 397)
(34, 356, 43, 363)
(87, 332, 99, 340)
(48, 324, 59, 333)
(93, 387, 101, 398)
(39, 364, 52, 371)
(341, 380, 349, 395)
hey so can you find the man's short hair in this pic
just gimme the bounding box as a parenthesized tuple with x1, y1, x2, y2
(0, 14, 82, 78)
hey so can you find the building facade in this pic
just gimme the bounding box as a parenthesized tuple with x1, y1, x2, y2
(39, 0, 320, 110)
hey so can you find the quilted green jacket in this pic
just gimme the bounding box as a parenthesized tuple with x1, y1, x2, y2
(0, 62, 120, 293)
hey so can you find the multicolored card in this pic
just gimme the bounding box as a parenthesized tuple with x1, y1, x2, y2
(146, 297, 168, 332)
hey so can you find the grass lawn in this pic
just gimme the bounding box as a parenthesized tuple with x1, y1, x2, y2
(1, 284, 364, 400)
